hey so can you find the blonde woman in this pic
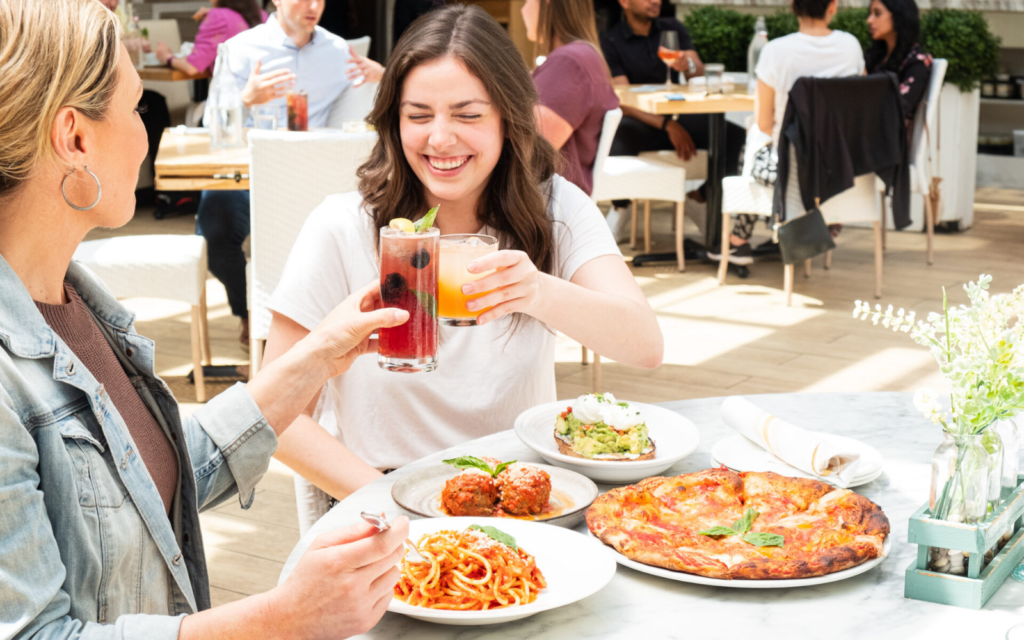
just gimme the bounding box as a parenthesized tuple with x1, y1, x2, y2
(523, 0, 619, 195)
(0, 1, 409, 638)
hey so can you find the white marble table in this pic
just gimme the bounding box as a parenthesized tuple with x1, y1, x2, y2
(279, 392, 1024, 639)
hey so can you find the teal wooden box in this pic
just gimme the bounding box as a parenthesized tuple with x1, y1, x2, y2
(904, 475, 1024, 609)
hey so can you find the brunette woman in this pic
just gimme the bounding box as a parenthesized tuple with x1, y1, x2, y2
(263, 4, 663, 501)
(523, 0, 619, 195)
(866, 0, 933, 128)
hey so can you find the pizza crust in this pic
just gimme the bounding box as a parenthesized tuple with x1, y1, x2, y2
(586, 469, 890, 580)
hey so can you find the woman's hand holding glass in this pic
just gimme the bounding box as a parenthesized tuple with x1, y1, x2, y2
(460, 250, 545, 325)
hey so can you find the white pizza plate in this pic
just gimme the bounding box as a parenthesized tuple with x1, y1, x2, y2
(590, 531, 891, 589)
(710, 433, 884, 488)
(389, 517, 617, 625)
(514, 400, 701, 483)
(391, 462, 599, 528)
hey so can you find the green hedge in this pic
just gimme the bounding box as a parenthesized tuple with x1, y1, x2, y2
(684, 6, 999, 92)
(920, 9, 1000, 92)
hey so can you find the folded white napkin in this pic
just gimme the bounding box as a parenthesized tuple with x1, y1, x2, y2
(720, 397, 862, 487)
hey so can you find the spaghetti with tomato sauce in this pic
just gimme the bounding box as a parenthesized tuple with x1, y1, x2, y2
(394, 528, 547, 610)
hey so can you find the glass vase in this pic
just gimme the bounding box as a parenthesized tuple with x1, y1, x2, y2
(930, 432, 991, 524)
(994, 417, 1020, 497)
(982, 427, 1004, 510)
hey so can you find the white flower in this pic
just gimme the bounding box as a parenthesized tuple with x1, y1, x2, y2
(914, 388, 937, 413)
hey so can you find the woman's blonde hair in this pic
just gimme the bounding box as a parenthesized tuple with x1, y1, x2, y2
(534, 0, 608, 71)
(0, 0, 121, 200)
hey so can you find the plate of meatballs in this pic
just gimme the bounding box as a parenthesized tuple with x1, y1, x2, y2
(391, 456, 599, 528)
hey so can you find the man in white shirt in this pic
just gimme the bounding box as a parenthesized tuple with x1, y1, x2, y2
(198, 0, 384, 348)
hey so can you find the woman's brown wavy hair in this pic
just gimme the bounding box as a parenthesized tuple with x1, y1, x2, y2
(357, 3, 559, 277)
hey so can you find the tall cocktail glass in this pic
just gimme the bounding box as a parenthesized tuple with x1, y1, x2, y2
(378, 226, 439, 372)
(438, 234, 498, 326)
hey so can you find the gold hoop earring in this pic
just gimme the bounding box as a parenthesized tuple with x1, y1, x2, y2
(61, 165, 102, 211)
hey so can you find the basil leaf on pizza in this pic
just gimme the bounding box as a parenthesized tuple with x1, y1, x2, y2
(742, 532, 785, 547)
(731, 508, 759, 534)
(698, 526, 737, 537)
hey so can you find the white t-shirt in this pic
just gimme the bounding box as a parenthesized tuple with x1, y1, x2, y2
(755, 31, 865, 145)
(268, 175, 621, 470)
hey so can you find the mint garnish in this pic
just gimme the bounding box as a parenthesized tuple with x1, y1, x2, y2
(414, 205, 439, 233)
(443, 456, 516, 478)
(469, 524, 518, 550)
(411, 289, 437, 319)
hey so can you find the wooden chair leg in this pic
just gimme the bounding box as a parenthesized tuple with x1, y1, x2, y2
(717, 212, 730, 285)
(592, 354, 603, 392)
(784, 263, 794, 307)
(880, 194, 888, 252)
(925, 189, 936, 266)
(675, 201, 685, 272)
(629, 200, 638, 250)
(190, 305, 206, 403)
(199, 287, 212, 366)
(873, 220, 883, 299)
(824, 250, 833, 270)
(804, 258, 811, 278)
(643, 200, 651, 254)
(581, 346, 589, 365)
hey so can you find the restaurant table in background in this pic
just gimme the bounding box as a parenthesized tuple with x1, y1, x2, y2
(280, 392, 1024, 639)
(614, 84, 754, 267)
(138, 67, 211, 83)
(154, 128, 250, 192)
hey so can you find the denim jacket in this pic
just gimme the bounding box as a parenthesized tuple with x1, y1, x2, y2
(0, 254, 278, 639)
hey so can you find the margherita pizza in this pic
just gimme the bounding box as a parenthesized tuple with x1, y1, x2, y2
(586, 468, 889, 580)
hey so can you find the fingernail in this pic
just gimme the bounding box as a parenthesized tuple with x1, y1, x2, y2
(466, 301, 477, 310)
(467, 263, 478, 274)
(394, 309, 409, 322)
(462, 284, 473, 295)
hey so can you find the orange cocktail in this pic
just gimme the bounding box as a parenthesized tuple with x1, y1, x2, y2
(438, 234, 498, 326)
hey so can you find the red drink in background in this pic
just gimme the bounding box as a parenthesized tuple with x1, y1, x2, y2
(378, 226, 439, 372)
(287, 90, 308, 132)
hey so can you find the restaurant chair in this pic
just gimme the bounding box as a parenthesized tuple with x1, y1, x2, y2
(73, 235, 212, 401)
(877, 58, 948, 266)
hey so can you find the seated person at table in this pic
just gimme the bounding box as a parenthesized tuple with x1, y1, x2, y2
(197, 0, 385, 349)
(524, 0, 620, 196)
(155, 0, 268, 75)
(262, 4, 664, 499)
(865, 0, 932, 133)
(600, 0, 744, 242)
(0, 0, 411, 636)
(724, 0, 864, 261)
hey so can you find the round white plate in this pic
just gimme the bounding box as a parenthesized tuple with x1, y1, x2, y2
(388, 517, 617, 625)
(709, 454, 884, 489)
(391, 462, 598, 528)
(710, 433, 884, 488)
(592, 531, 890, 589)
(514, 400, 701, 484)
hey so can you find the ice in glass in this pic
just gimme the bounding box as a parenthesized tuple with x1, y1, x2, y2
(378, 209, 440, 372)
(438, 234, 498, 326)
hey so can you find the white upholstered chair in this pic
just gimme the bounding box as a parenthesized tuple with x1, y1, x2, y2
(73, 235, 212, 401)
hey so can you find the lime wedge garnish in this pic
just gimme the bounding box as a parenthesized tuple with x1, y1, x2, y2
(389, 218, 415, 233)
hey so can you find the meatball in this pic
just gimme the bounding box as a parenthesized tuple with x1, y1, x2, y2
(441, 469, 499, 516)
(497, 464, 552, 516)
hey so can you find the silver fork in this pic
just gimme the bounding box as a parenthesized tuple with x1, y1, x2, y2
(360, 511, 429, 564)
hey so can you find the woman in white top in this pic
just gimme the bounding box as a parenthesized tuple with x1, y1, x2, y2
(724, 0, 864, 257)
(262, 4, 663, 498)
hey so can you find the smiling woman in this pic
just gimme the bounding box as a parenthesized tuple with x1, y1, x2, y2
(261, 4, 664, 514)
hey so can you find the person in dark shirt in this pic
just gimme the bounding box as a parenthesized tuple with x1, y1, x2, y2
(600, 0, 744, 240)
(865, 0, 932, 132)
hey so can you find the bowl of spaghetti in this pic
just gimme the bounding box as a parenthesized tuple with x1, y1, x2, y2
(389, 517, 617, 625)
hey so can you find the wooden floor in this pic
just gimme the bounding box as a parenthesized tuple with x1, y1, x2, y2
(88, 188, 1024, 606)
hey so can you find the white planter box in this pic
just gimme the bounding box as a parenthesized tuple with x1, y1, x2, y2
(935, 85, 980, 229)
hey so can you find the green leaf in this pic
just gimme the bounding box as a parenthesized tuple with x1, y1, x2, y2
(411, 289, 437, 319)
(731, 508, 759, 534)
(921, 10, 1001, 92)
(443, 456, 495, 476)
(469, 524, 518, 550)
(698, 526, 737, 537)
(414, 205, 439, 233)
(493, 460, 515, 476)
(742, 532, 784, 547)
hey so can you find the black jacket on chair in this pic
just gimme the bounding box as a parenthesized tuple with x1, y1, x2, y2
(774, 73, 910, 229)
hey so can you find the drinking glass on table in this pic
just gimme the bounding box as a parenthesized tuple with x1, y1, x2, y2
(378, 226, 440, 372)
(658, 31, 681, 88)
(286, 90, 308, 132)
(438, 234, 498, 326)
(705, 63, 725, 95)
(252, 104, 278, 131)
